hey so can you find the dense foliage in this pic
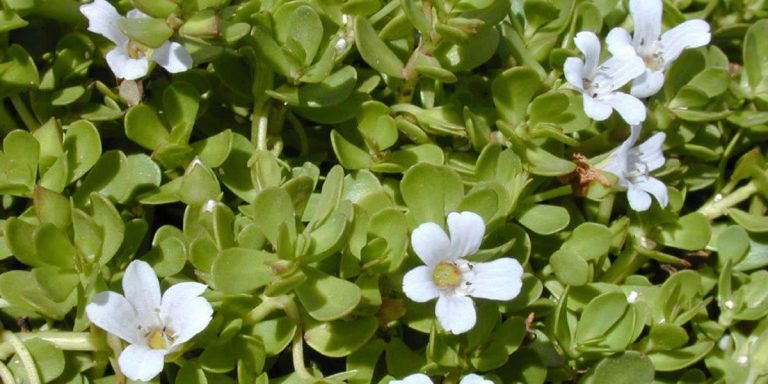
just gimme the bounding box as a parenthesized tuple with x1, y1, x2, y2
(0, 0, 767, 383)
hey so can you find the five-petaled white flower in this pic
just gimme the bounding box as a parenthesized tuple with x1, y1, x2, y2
(80, 0, 193, 80)
(392, 373, 493, 384)
(402, 211, 524, 334)
(606, 0, 710, 98)
(86, 260, 213, 382)
(564, 31, 647, 125)
(600, 125, 668, 211)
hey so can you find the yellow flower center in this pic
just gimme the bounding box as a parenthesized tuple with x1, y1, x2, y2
(432, 262, 463, 289)
(145, 328, 174, 350)
(127, 41, 150, 60)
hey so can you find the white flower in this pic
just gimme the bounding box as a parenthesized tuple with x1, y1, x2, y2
(80, 0, 193, 80)
(392, 373, 493, 384)
(86, 260, 213, 381)
(601, 126, 668, 211)
(564, 31, 647, 125)
(606, 0, 710, 98)
(402, 211, 524, 334)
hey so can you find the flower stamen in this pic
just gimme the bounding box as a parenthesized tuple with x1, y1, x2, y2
(432, 262, 463, 289)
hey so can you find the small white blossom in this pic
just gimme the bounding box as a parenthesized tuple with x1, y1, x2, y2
(86, 260, 213, 381)
(601, 125, 668, 211)
(606, 0, 710, 98)
(564, 32, 647, 125)
(402, 211, 524, 334)
(80, 0, 193, 80)
(392, 373, 493, 384)
(627, 290, 639, 303)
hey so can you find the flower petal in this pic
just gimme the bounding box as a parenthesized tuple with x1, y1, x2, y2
(161, 282, 213, 346)
(634, 132, 666, 170)
(627, 185, 652, 211)
(391, 373, 433, 384)
(600, 92, 647, 125)
(435, 294, 476, 334)
(152, 41, 193, 74)
(403, 266, 440, 303)
(595, 55, 646, 90)
(574, 31, 601, 74)
(79, 0, 126, 45)
(447, 211, 485, 259)
(563, 57, 586, 91)
(118, 344, 167, 382)
(86, 291, 143, 345)
(582, 95, 613, 121)
(630, 69, 665, 98)
(122, 260, 162, 325)
(466, 258, 524, 301)
(460, 374, 493, 384)
(411, 222, 451, 267)
(606, 27, 635, 57)
(630, 0, 661, 48)
(660, 19, 710, 66)
(105, 48, 150, 80)
(635, 177, 669, 208)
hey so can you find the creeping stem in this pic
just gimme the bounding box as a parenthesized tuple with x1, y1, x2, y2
(1, 331, 41, 384)
(697, 180, 758, 219)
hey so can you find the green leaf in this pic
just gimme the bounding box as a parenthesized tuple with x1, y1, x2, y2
(295, 267, 362, 321)
(304, 316, 377, 357)
(252, 187, 297, 248)
(550, 249, 590, 286)
(165, 81, 201, 144)
(585, 351, 654, 384)
(492, 67, 541, 125)
(117, 17, 173, 49)
(144, 237, 187, 277)
(658, 212, 711, 251)
(125, 104, 169, 150)
(516, 204, 570, 235)
(354, 16, 405, 78)
(247, 316, 295, 355)
(744, 19, 768, 95)
(716, 225, 750, 267)
(211, 248, 277, 293)
(179, 159, 221, 206)
(0, 10, 28, 33)
(0, 44, 39, 98)
(562, 223, 612, 261)
(728, 208, 768, 233)
(647, 341, 714, 371)
(401, 163, 463, 225)
(273, 3, 323, 66)
(33, 185, 71, 229)
(131, 0, 179, 18)
(250, 25, 301, 79)
(64, 120, 102, 183)
(34, 224, 77, 269)
(575, 292, 628, 345)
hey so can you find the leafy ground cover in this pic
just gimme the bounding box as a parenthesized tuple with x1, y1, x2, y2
(0, 0, 767, 383)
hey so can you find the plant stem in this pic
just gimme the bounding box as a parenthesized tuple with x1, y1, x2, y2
(283, 299, 314, 380)
(2, 331, 41, 384)
(0, 359, 15, 384)
(697, 181, 757, 219)
(243, 297, 284, 325)
(524, 184, 573, 204)
(0, 331, 108, 359)
(9, 95, 38, 130)
(251, 62, 274, 150)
